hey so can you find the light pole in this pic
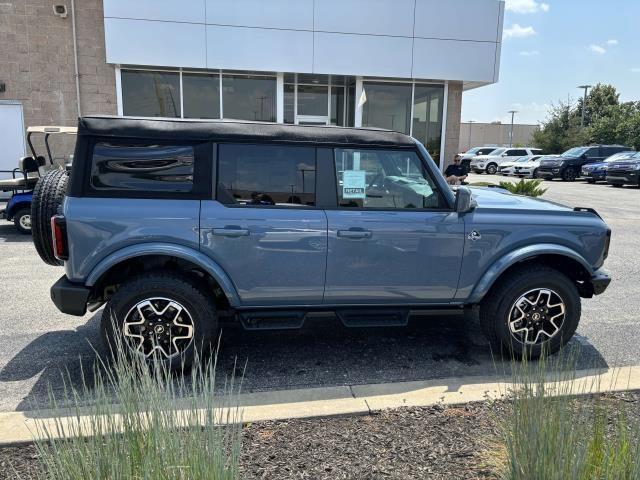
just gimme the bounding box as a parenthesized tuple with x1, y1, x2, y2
(508, 110, 517, 147)
(577, 85, 592, 127)
(467, 120, 475, 150)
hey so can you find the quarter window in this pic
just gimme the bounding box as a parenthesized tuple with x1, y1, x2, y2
(333, 149, 445, 209)
(217, 144, 316, 207)
(90, 143, 194, 193)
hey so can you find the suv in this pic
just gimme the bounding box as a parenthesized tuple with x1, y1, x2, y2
(605, 152, 640, 187)
(470, 148, 543, 175)
(537, 145, 632, 182)
(33, 117, 611, 369)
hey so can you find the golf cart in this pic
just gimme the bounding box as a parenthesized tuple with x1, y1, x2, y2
(0, 126, 76, 234)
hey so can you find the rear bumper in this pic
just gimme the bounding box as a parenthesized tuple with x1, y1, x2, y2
(50, 275, 91, 316)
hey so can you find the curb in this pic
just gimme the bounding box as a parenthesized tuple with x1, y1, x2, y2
(1, 365, 639, 446)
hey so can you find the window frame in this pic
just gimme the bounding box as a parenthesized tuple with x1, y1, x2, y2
(214, 142, 320, 210)
(325, 146, 452, 212)
(81, 137, 212, 200)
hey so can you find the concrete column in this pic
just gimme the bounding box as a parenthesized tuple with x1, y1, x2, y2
(442, 81, 463, 171)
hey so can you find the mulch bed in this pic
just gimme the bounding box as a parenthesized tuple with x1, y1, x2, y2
(0, 401, 505, 480)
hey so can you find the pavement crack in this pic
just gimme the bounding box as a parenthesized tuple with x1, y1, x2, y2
(364, 398, 372, 415)
(348, 385, 356, 399)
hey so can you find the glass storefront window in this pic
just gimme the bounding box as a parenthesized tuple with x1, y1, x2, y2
(183, 73, 220, 119)
(222, 75, 276, 122)
(284, 84, 295, 124)
(412, 85, 444, 161)
(330, 86, 345, 126)
(297, 85, 328, 117)
(361, 82, 412, 134)
(121, 70, 181, 118)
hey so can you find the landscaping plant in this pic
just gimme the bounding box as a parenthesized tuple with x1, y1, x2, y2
(499, 179, 547, 197)
(31, 327, 242, 480)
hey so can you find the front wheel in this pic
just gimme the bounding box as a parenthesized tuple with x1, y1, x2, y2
(13, 208, 32, 234)
(486, 164, 498, 175)
(562, 168, 577, 182)
(102, 272, 218, 370)
(479, 266, 581, 359)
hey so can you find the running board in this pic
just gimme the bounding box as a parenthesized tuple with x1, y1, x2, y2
(335, 309, 410, 328)
(239, 311, 306, 330)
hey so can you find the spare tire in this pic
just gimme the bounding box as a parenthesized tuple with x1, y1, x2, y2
(31, 169, 69, 266)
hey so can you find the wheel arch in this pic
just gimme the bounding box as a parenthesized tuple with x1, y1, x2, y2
(86, 243, 240, 308)
(6, 201, 30, 219)
(468, 244, 593, 304)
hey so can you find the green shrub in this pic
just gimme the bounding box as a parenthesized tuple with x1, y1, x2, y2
(32, 330, 242, 480)
(499, 179, 547, 197)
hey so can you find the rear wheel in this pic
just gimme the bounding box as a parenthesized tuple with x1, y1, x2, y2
(612, 183, 623, 188)
(479, 266, 581, 359)
(102, 272, 218, 370)
(31, 169, 68, 265)
(486, 163, 498, 175)
(13, 208, 31, 234)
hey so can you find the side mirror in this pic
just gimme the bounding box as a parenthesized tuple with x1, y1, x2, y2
(501, 153, 508, 157)
(455, 186, 477, 214)
(581, 153, 587, 159)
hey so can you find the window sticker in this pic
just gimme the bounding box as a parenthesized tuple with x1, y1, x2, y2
(342, 170, 366, 199)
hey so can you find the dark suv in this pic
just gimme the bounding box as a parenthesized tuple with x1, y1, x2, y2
(31, 117, 612, 369)
(537, 145, 632, 181)
(606, 152, 640, 187)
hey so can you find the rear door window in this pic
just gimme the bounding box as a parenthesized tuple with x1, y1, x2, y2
(508, 149, 528, 157)
(90, 142, 196, 194)
(217, 144, 316, 207)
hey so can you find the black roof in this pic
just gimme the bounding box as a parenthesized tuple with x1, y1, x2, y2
(78, 116, 417, 148)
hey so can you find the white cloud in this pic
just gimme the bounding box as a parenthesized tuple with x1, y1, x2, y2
(588, 44, 606, 55)
(606, 39, 619, 46)
(506, 0, 550, 13)
(519, 50, 540, 56)
(631, 67, 640, 73)
(504, 24, 537, 39)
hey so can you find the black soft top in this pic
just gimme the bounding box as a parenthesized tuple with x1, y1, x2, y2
(77, 116, 416, 148)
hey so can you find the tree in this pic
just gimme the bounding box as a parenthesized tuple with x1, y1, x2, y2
(577, 83, 620, 126)
(532, 100, 588, 153)
(589, 102, 640, 149)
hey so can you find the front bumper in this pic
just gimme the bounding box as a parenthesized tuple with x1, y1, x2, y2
(51, 275, 91, 316)
(606, 171, 639, 185)
(536, 167, 561, 179)
(582, 169, 606, 181)
(580, 269, 611, 297)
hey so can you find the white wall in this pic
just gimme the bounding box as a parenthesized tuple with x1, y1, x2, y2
(104, 0, 504, 84)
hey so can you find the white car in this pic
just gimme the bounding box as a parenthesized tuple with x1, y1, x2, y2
(511, 155, 546, 178)
(456, 146, 500, 162)
(497, 156, 533, 175)
(470, 147, 543, 174)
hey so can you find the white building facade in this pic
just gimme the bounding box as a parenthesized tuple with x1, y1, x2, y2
(103, 0, 505, 167)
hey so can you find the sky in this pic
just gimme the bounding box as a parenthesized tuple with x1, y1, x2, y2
(462, 0, 640, 125)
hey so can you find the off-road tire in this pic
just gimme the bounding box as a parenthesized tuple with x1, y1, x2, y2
(102, 272, 218, 371)
(13, 208, 32, 234)
(479, 266, 581, 359)
(486, 163, 498, 175)
(562, 167, 577, 182)
(612, 184, 623, 188)
(31, 169, 68, 265)
(586, 179, 596, 184)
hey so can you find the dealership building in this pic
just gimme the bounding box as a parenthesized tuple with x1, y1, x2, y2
(0, 0, 504, 170)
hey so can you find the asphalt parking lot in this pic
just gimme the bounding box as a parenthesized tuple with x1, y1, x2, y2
(1, 174, 639, 413)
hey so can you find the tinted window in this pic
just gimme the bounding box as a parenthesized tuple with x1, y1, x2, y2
(508, 149, 528, 156)
(183, 73, 220, 119)
(121, 70, 181, 118)
(91, 143, 194, 193)
(479, 148, 497, 155)
(222, 75, 277, 122)
(585, 147, 600, 158)
(334, 149, 445, 209)
(218, 144, 316, 207)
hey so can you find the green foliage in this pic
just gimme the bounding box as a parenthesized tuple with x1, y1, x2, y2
(532, 83, 639, 153)
(31, 331, 242, 479)
(502, 349, 640, 480)
(499, 179, 547, 197)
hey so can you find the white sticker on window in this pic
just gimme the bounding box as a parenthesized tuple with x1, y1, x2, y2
(342, 170, 366, 199)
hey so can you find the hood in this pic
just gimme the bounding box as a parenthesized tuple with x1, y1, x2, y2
(608, 159, 640, 169)
(469, 186, 572, 212)
(582, 162, 607, 170)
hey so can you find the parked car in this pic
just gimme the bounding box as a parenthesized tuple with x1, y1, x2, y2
(497, 156, 534, 175)
(511, 155, 546, 178)
(32, 117, 611, 369)
(537, 145, 632, 182)
(0, 126, 76, 233)
(581, 151, 636, 183)
(456, 147, 499, 175)
(471, 148, 543, 174)
(605, 152, 640, 187)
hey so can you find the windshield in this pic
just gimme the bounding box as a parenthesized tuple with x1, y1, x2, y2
(604, 152, 636, 162)
(515, 156, 531, 163)
(466, 147, 482, 154)
(561, 147, 589, 157)
(488, 148, 506, 156)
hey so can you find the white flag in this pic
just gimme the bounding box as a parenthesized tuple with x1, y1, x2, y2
(358, 89, 367, 108)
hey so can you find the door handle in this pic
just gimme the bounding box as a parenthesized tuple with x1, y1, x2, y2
(337, 229, 372, 239)
(212, 228, 250, 237)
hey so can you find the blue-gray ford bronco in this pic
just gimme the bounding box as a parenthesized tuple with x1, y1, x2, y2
(31, 117, 612, 369)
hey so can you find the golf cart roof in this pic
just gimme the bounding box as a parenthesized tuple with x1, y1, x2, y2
(27, 126, 77, 135)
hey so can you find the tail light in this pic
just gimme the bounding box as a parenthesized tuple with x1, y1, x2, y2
(51, 215, 69, 261)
